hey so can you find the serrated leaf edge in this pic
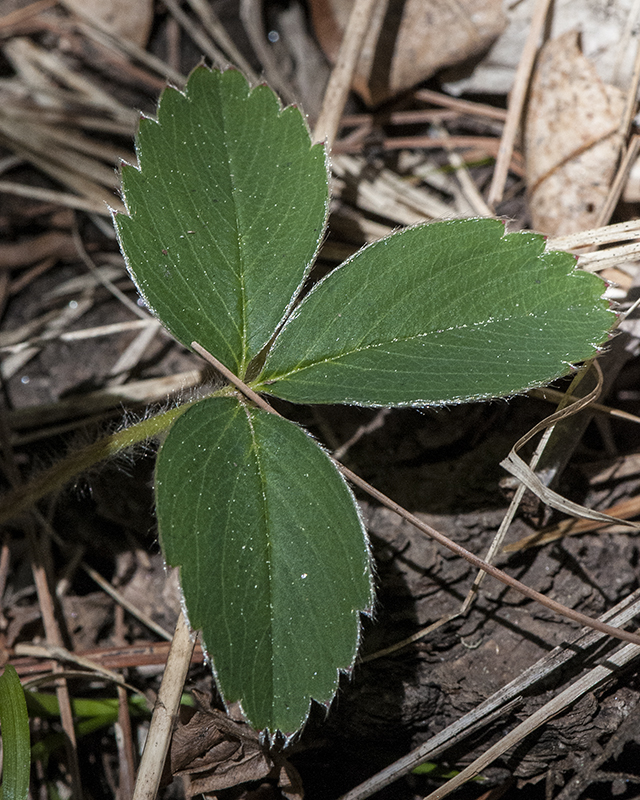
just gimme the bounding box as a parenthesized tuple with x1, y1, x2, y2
(112, 66, 330, 379)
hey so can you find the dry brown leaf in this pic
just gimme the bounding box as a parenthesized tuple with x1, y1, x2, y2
(62, 0, 153, 48)
(442, 0, 640, 96)
(525, 30, 625, 236)
(309, 0, 505, 106)
(166, 695, 303, 799)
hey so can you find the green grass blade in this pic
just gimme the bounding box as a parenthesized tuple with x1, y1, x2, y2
(115, 66, 328, 377)
(155, 396, 373, 735)
(256, 219, 614, 406)
(0, 666, 31, 800)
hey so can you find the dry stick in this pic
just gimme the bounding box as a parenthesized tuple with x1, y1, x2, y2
(423, 638, 640, 800)
(80, 563, 173, 642)
(591, 32, 640, 231)
(594, 134, 640, 230)
(312, 0, 380, 148)
(190, 342, 640, 649)
(113, 605, 136, 800)
(132, 612, 195, 800)
(594, 43, 640, 227)
(239, 0, 297, 106)
(341, 587, 640, 800)
(486, 0, 553, 207)
(186, 0, 258, 81)
(434, 125, 494, 217)
(28, 516, 84, 800)
(413, 88, 509, 123)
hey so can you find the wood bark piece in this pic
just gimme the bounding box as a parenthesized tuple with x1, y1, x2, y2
(525, 31, 625, 235)
(309, 0, 506, 105)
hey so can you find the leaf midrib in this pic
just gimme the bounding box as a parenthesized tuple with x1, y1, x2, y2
(260, 309, 541, 383)
(244, 405, 276, 725)
(219, 89, 249, 378)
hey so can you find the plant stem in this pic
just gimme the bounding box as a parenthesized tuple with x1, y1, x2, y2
(0, 400, 198, 525)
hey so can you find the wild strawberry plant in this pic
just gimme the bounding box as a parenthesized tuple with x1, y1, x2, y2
(114, 66, 614, 736)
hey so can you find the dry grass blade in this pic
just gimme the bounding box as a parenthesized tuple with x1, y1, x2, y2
(239, 0, 296, 105)
(499, 367, 639, 530)
(423, 638, 640, 800)
(5, 368, 205, 441)
(0, 180, 118, 214)
(186, 0, 257, 80)
(312, 0, 379, 147)
(339, 588, 640, 800)
(132, 612, 195, 800)
(504, 492, 640, 553)
(0, 319, 156, 356)
(487, 0, 553, 207)
(163, 0, 232, 71)
(548, 219, 640, 251)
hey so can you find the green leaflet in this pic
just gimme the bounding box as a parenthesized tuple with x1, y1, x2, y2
(115, 67, 328, 377)
(155, 396, 373, 734)
(255, 219, 613, 406)
(0, 665, 30, 800)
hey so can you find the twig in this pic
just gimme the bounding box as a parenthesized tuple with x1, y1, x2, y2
(132, 612, 195, 800)
(239, 0, 296, 105)
(423, 638, 640, 800)
(28, 515, 84, 800)
(186, 0, 258, 81)
(81, 562, 173, 642)
(413, 89, 508, 122)
(313, 0, 379, 148)
(339, 588, 640, 800)
(487, 0, 554, 207)
(594, 134, 640, 228)
(114, 604, 137, 800)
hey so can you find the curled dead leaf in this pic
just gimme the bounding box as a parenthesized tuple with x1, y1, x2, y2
(165, 694, 303, 799)
(525, 31, 625, 235)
